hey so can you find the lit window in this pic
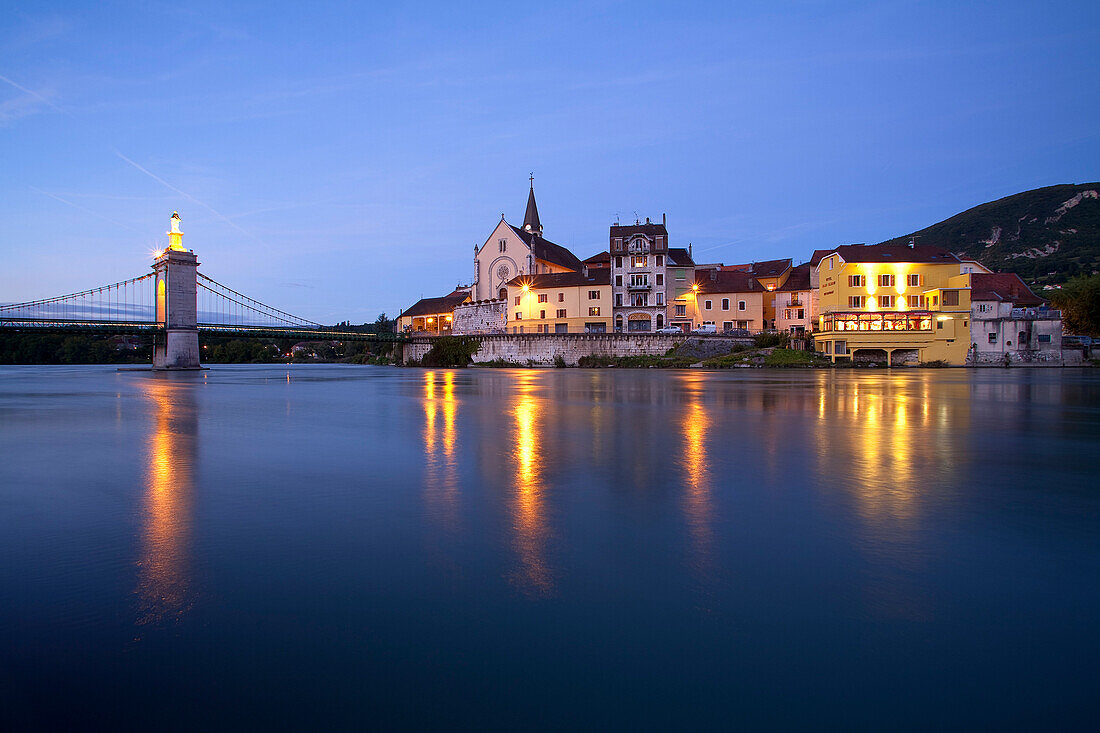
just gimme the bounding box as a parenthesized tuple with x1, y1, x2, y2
(849, 296, 864, 308)
(538, 294, 548, 303)
(880, 295, 894, 308)
(878, 274, 895, 287)
(848, 275, 865, 287)
(907, 295, 923, 308)
(589, 307, 600, 316)
(908, 273, 921, 287)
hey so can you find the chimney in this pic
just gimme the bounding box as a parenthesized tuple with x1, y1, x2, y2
(688, 243, 693, 259)
(582, 265, 589, 277)
(663, 213, 666, 226)
(646, 217, 650, 225)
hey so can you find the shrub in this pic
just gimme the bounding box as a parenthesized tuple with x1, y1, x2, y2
(553, 354, 567, 368)
(753, 332, 787, 348)
(420, 336, 481, 367)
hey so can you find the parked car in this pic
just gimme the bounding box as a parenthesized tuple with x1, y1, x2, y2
(724, 328, 751, 337)
(691, 324, 718, 334)
(656, 325, 684, 334)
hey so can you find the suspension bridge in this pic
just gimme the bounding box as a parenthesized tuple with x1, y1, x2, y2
(0, 212, 402, 369)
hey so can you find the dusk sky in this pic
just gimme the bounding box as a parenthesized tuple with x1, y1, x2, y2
(2, 1, 1097, 323)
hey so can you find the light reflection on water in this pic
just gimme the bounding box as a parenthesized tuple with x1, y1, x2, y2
(136, 376, 197, 627)
(1, 365, 1098, 728)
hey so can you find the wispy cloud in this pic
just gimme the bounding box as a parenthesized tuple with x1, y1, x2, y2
(29, 185, 143, 233)
(0, 72, 67, 122)
(112, 149, 257, 240)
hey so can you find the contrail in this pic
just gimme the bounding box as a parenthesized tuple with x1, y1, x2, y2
(112, 149, 257, 240)
(0, 72, 67, 114)
(29, 186, 143, 233)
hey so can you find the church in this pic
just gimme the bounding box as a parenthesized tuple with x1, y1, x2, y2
(471, 178, 584, 302)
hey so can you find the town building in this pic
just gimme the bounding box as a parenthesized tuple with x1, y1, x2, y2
(812, 243, 973, 365)
(397, 288, 471, 334)
(692, 268, 766, 331)
(774, 263, 813, 334)
(505, 269, 612, 333)
(968, 272, 1062, 362)
(723, 259, 792, 329)
(472, 179, 584, 302)
(607, 216, 695, 332)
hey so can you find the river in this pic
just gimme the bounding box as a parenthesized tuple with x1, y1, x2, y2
(1, 365, 1097, 728)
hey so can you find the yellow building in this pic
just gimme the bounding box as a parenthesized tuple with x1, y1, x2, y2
(397, 288, 472, 334)
(812, 244, 971, 364)
(692, 269, 766, 331)
(506, 270, 612, 333)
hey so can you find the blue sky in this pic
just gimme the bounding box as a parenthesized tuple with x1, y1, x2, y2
(2, 1, 1097, 323)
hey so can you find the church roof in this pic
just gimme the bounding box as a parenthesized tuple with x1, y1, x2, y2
(523, 183, 541, 233)
(509, 225, 584, 271)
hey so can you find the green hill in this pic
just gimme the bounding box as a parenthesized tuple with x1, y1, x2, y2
(879, 183, 1100, 286)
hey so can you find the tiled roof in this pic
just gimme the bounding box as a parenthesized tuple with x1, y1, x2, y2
(820, 243, 961, 264)
(399, 291, 470, 318)
(505, 270, 611, 288)
(723, 258, 791, 277)
(970, 273, 1045, 306)
(583, 251, 611, 264)
(509, 225, 584, 271)
(777, 263, 811, 291)
(809, 249, 834, 266)
(693, 269, 760, 294)
(610, 222, 668, 237)
(667, 247, 695, 266)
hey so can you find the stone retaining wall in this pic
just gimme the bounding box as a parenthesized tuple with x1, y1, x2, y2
(452, 300, 506, 335)
(401, 334, 753, 366)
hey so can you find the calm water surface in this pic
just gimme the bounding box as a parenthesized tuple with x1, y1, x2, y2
(1, 365, 1098, 729)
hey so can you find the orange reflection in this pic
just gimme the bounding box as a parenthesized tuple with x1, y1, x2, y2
(510, 373, 552, 595)
(422, 371, 459, 530)
(137, 376, 197, 626)
(678, 375, 713, 581)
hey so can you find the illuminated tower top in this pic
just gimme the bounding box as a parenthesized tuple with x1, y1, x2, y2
(167, 211, 186, 251)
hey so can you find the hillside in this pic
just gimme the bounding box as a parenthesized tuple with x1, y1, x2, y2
(879, 183, 1100, 286)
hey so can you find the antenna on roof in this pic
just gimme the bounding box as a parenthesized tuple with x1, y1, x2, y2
(908, 235, 920, 249)
(633, 211, 639, 225)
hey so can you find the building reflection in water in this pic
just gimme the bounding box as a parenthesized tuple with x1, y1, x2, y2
(136, 375, 198, 627)
(422, 370, 460, 531)
(813, 373, 969, 619)
(677, 373, 714, 586)
(510, 371, 553, 596)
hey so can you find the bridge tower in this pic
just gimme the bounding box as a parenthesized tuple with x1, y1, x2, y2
(152, 212, 201, 369)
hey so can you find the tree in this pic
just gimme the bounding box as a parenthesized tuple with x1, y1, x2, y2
(375, 312, 395, 334)
(1051, 274, 1100, 337)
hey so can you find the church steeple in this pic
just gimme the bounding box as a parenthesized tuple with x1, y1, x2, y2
(522, 174, 542, 235)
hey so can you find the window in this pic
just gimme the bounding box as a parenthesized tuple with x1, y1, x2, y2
(538, 294, 548, 303)
(615, 294, 623, 306)
(515, 296, 521, 306)
(737, 320, 748, 329)
(632, 255, 648, 268)
(656, 255, 664, 266)
(828, 257, 834, 270)
(586, 322, 607, 333)
(848, 274, 865, 287)
(589, 307, 601, 316)
(1038, 334, 1051, 343)
(704, 299, 712, 309)
(588, 290, 600, 300)
(879, 295, 894, 308)
(555, 323, 568, 333)
(878, 274, 895, 287)
(785, 309, 791, 320)
(988, 332, 997, 343)
(942, 290, 959, 307)
(907, 295, 923, 308)
(977, 303, 991, 313)
(556, 308, 567, 318)
(722, 298, 730, 310)
(723, 321, 733, 331)
(614, 238, 622, 251)
(797, 309, 804, 320)
(515, 312, 522, 320)
(937, 321, 943, 329)
(631, 293, 649, 307)
(558, 293, 564, 302)
(540, 310, 546, 319)
(908, 273, 921, 287)
(738, 300, 747, 311)
(656, 293, 664, 305)
(656, 274, 664, 286)
(615, 256, 623, 268)
(630, 274, 649, 287)
(675, 269, 686, 280)
(849, 296, 864, 308)
(656, 237, 665, 248)
(675, 304, 686, 316)
(615, 275, 622, 286)
(933, 296, 939, 307)
(498, 238, 507, 252)
(834, 340, 847, 355)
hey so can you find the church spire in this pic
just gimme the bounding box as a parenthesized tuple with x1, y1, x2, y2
(523, 173, 542, 235)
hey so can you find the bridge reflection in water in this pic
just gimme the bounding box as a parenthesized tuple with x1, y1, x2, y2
(136, 376, 198, 627)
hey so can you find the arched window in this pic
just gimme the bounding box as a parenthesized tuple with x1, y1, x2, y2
(499, 287, 507, 301)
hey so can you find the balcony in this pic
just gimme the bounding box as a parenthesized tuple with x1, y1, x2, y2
(627, 282, 651, 291)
